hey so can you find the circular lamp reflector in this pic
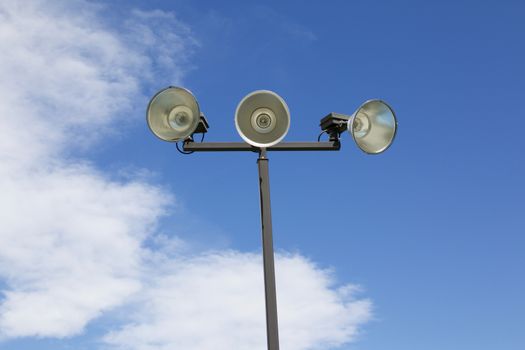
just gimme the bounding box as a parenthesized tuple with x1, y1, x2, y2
(235, 90, 290, 148)
(348, 99, 397, 154)
(147, 86, 200, 142)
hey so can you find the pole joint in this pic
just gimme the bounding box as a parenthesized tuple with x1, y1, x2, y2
(259, 148, 268, 160)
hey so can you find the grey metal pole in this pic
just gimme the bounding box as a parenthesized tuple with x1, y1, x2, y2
(257, 148, 280, 350)
(182, 139, 341, 349)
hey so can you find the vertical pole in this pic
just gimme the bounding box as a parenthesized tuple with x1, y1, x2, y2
(257, 148, 280, 350)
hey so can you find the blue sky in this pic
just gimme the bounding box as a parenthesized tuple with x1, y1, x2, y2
(0, 1, 524, 350)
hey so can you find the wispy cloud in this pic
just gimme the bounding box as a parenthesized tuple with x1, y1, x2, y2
(0, 0, 370, 348)
(253, 5, 317, 43)
(0, 0, 188, 338)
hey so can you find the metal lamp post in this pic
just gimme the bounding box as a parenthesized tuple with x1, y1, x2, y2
(147, 87, 397, 350)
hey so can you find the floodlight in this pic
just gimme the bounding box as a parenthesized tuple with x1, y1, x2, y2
(147, 86, 200, 142)
(235, 90, 290, 148)
(348, 99, 397, 154)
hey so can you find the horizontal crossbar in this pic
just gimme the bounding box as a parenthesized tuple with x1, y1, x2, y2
(183, 141, 341, 152)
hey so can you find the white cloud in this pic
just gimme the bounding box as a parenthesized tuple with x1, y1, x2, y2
(0, 0, 372, 347)
(0, 0, 188, 338)
(0, 164, 169, 338)
(104, 252, 371, 350)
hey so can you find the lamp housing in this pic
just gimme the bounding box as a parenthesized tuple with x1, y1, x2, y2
(147, 86, 201, 142)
